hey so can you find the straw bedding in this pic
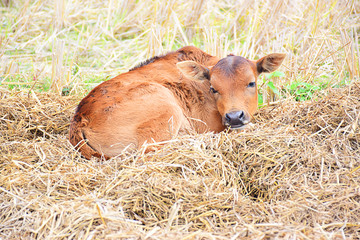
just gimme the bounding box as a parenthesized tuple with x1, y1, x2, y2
(1, 83, 359, 239)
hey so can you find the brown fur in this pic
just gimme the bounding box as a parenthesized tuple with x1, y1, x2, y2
(69, 46, 286, 159)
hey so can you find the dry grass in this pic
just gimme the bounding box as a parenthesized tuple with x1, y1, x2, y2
(1, 83, 360, 239)
(1, 0, 360, 239)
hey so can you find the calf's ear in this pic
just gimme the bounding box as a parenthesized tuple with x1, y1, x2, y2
(176, 61, 210, 81)
(256, 53, 286, 74)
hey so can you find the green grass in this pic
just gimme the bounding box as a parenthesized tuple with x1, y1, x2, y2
(1, 75, 51, 92)
(257, 69, 354, 107)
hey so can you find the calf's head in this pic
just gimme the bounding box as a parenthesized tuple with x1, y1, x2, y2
(177, 53, 286, 129)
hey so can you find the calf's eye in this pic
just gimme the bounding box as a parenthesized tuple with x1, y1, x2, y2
(210, 87, 218, 94)
(247, 82, 256, 88)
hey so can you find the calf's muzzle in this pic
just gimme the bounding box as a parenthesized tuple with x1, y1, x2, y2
(224, 111, 249, 129)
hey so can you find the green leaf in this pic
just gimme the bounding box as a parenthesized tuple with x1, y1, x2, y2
(258, 93, 263, 106)
(266, 71, 285, 79)
(267, 81, 280, 95)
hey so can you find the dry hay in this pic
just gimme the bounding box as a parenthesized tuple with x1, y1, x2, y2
(1, 84, 360, 239)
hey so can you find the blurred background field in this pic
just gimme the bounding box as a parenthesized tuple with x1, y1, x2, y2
(0, 0, 359, 101)
(1, 0, 360, 239)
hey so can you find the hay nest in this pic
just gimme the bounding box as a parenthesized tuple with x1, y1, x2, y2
(1, 83, 359, 239)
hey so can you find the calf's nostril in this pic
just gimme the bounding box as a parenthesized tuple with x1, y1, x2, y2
(238, 111, 244, 120)
(225, 113, 231, 123)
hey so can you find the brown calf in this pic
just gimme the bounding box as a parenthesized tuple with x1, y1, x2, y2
(69, 46, 285, 159)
